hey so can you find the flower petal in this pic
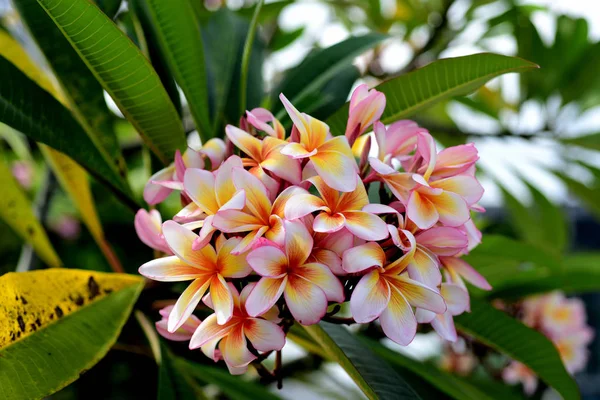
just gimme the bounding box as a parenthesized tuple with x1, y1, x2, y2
(379, 287, 417, 346)
(441, 256, 491, 290)
(350, 269, 390, 323)
(407, 246, 442, 287)
(261, 140, 302, 184)
(313, 212, 346, 233)
(309, 248, 345, 275)
(220, 325, 256, 368)
(169, 277, 211, 332)
(139, 256, 205, 281)
(430, 191, 470, 227)
(431, 175, 484, 206)
(311, 149, 358, 192)
(389, 275, 446, 314)
(416, 227, 468, 256)
(189, 313, 235, 349)
(184, 168, 219, 215)
(232, 167, 272, 220)
(247, 245, 287, 277)
(209, 274, 234, 325)
(225, 125, 262, 161)
(442, 283, 469, 316)
(216, 237, 253, 277)
(245, 277, 288, 317)
(407, 190, 439, 229)
(135, 209, 171, 254)
(343, 211, 389, 241)
(284, 219, 313, 266)
(284, 275, 328, 325)
(430, 312, 458, 342)
(342, 242, 385, 273)
(163, 221, 217, 268)
(294, 262, 344, 303)
(244, 318, 286, 352)
(214, 156, 243, 206)
(284, 193, 327, 220)
(143, 166, 175, 204)
(281, 142, 316, 159)
(212, 209, 263, 233)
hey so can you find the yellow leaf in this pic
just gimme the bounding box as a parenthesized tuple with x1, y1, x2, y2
(0, 156, 61, 268)
(0, 269, 143, 349)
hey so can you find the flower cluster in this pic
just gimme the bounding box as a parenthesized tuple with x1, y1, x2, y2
(503, 292, 594, 394)
(135, 84, 490, 374)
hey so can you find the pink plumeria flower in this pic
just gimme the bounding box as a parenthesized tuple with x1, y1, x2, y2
(246, 108, 286, 140)
(143, 140, 226, 205)
(134, 209, 172, 254)
(212, 168, 304, 254)
(139, 223, 252, 331)
(345, 84, 386, 146)
(503, 361, 538, 395)
(279, 94, 358, 192)
(183, 156, 246, 250)
(189, 283, 286, 375)
(226, 124, 301, 185)
(416, 283, 469, 342)
(156, 305, 200, 341)
(554, 327, 594, 374)
(439, 256, 492, 304)
(284, 175, 388, 241)
(429, 143, 479, 179)
(304, 215, 354, 276)
(245, 220, 345, 325)
(538, 292, 588, 337)
(368, 157, 416, 204)
(342, 242, 446, 345)
(373, 121, 420, 164)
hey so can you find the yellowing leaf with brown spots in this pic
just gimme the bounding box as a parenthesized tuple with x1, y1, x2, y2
(0, 155, 61, 268)
(0, 269, 144, 399)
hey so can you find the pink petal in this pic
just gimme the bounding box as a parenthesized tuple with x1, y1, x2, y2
(433, 143, 478, 178)
(247, 245, 288, 277)
(225, 125, 262, 161)
(184, 168, 219, 215)
(313, 212, 346, 233)
(169, 277, 212, 332)
(245, 277, 288, 317)
(342, 242, 385, 273)
(441, 256, 491, 290)
(407, 246, 442, 287)
(212, 209, 263, 233)
(210, 275, 234, 324)
(162, 221, 217, 268)
(281, 142, 316, 159)
(135, 209, 171, 254)
(431, 175, 484, 206)
(220, 326, 256, 368)
(407, 190, 439, 229)
(416, 227, 468, 256)
(284, 275, 328, 325)
(431, 191, 470, 227)
(430, 311, 458, 342)
(189, 313, 235, 349)
(379, 287, 417, 346)
(389, 275, 446, 314)
(244, 318, 286, 352)
(231, 226, 269, 255)
(441, 283, 469, 316)
(309, 248, 345, 275)
(139, 256, 206, 281)
(294, 262, 345, 303)
(284, 193, 327, 220)
(350, 269, 390, 323)
(284, 220, 314, 266)
(143, 166, 175, 204)
(343, 211, 388, 241)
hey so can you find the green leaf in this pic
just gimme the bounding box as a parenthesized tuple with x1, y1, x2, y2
(364, 337, 526, 400)
(0, 57, 136, 208)
(176, 358, 281, 400)
(158, 343, 206, 400)
(553, 171, 600, 220)
(0, 154, 62, 268)
(140, 0, 212, 142)
(270, 27, 305, 52)
(455, 298, 579, 400)
(33, 0, 186, 164)
(302, 322, 421, 400)
(0, 269, 144, 399)
(326, 53, 539, 134)
(7, 6, 126, 176)
(237, 0, 293, 24)
(95, 0, 122, 19)
(240, 0, 265, 115)
(273, 33, 386, 119)
(560, 132, 600, 151)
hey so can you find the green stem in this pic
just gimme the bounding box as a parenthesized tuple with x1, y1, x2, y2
(239, 0, 264, 115)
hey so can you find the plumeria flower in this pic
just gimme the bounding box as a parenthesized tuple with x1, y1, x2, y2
(246, 108, 286, 140)
(429, 143, 479, 179)
(554, 327, 594, 374)
(134, 209, 172, 254)
(226, 124, 301, 186)
(368, 157, 416, 204)
(189, 282, 286, 375)
(439, 256, 492, 303)
(537, 292, 587, 337)
(183, 156, 246, 250)
(373, 121, 420, 164)
(213, 168, 304, 254)
(143, 139, 226, 204)
(342, 242, 446, 345)
(139, 223, 251, 331)
(344, 84, 386, 145)
(245, 220, 345, 325)
(416, 283, 469, 342)
(279, 94, 358, 192)
(304, 215, 354, 275)
(503, 361, 538, 395)
(156, 305, 200, 341)
(285, 175, 388, 240)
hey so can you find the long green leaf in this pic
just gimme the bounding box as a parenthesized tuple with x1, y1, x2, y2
(273, 33, 386, 119)
(553, 171, 600, 220)
(158, 343, 206, 400)
(364, 337, 526, 400)
(9, 4, 126, 176)
(176, 358, 281, 400)
(141, 0, 212, 141)
(0, 269, 143, 399)
(240, 0, 264, 114)
(0, 155, 61, 268)
(455, 298, 579, 400)
(560, 132, 600, 151)
(34, 0, 186, 164)
(302, 322, 421, 400)
(326, 53, 539, 133)
(0, 56, 136, 208)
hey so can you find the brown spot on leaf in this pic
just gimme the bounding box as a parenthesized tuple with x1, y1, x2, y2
(27, 226, 35, 236)
(17, 315, 25, 332)
(74, 295, 84, 306)
(30, 324, 37, 332)
(87, 276, 100, 300)
(35, 318, 41, 327)
(20, 296, 28, 305)
(54, 306, 64, 318)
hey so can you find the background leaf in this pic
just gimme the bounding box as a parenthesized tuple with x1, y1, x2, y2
(0, 154, 61, 268)
(326, 53, 539, 134)
(302, 322, 421, 400)
(455, 298, 580, 400)
(0, 269, 143, 399)
(34, 0, 186, 164)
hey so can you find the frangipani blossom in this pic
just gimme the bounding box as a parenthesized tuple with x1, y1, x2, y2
(184, 156, 246, 250)
(373, 120, 420, 164)
(304, 215, 354, 275)
(285, 175, 388, 240)
(342, 242, 446, 345)
(226, 124, 301, 185)
(554, 327, 594, 374)
(213, 168, 306, 254)
(416, 283, 469, 342)
(440, 256, 492, 297)
(189, 283, 286, 375)
(144, 139, 226, 204)
(134, 209, 172, 254)
(245, 220, 345, 325)
(156, 305, 200, 341)
(139, 222, 251, 331)
(368, 157, 416, 204)
(503, 361, 538, 395)
(246, 108, 286, 140)
(430, 143, 479, 179)
(537, 292, 587, 337)
(279, 94, 358, 192)
(345, 84, 386, 145)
